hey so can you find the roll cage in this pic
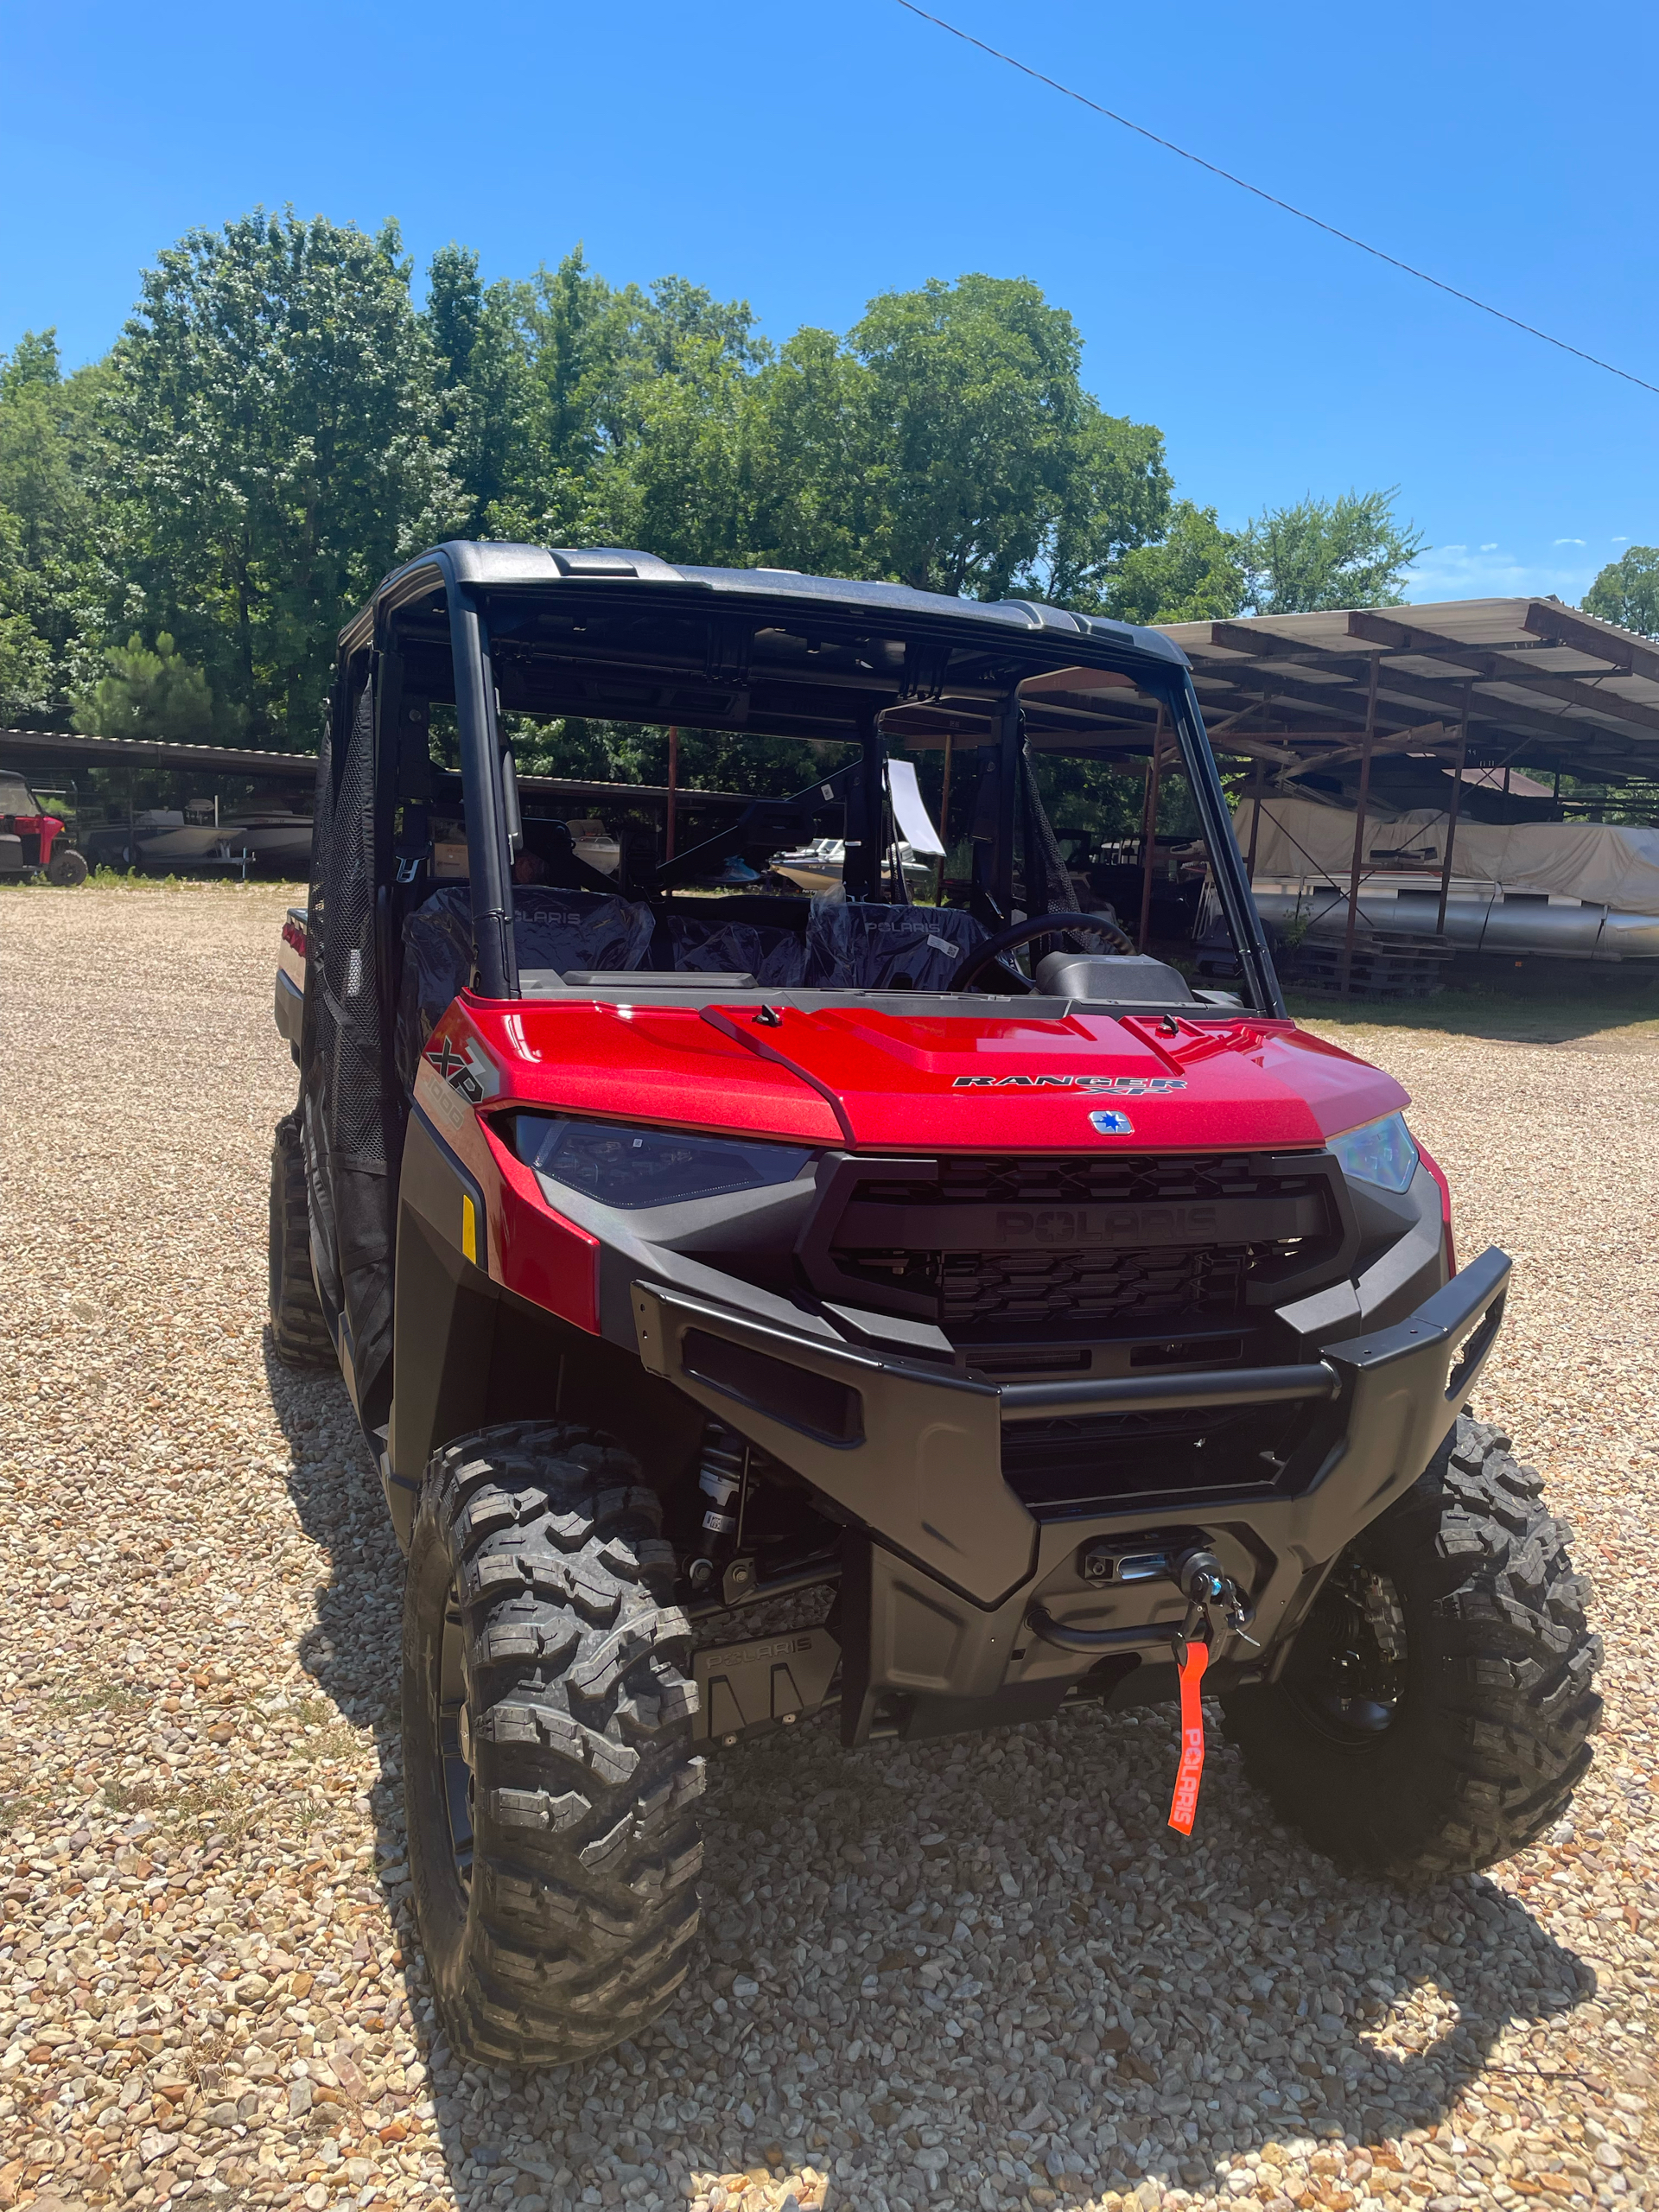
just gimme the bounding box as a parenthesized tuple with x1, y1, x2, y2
(331, 541, 1283, 1017)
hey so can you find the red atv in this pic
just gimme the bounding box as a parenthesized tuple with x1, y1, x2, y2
(268, 543, 1599, 2069)
(0, 768, 88, 885)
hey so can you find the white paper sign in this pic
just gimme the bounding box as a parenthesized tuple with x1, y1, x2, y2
(885, 758, 945, 856)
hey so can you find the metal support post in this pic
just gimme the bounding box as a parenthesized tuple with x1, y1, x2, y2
(665, 726, 679, 861)
(1243, 772, 1264, 883)
(1435, 683, 1471, 937)
(984, 693, 1023, 919)
(843, 702, 886, 900)
(1243, 696, 1271, 883)
(936, 732, 954, 902)
(1137, 705, 1166, 953)
(448, 587, 515, 999)
(1338, 656, 1381, 995)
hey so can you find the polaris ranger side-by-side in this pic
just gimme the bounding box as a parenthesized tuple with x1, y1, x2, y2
(0, 769, 88, 885)
(269, 544, 1599, 2069)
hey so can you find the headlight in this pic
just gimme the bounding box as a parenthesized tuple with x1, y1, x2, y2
(513, 1114, 815, 1210)
(1328, 1111, 1420, 1194)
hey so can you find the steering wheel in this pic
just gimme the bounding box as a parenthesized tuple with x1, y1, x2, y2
(950, 909, 1137, 994)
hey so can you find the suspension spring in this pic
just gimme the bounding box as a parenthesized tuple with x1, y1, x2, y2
(688, 1424, 749, 1593)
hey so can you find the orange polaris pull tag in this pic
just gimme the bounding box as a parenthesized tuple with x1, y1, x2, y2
(1166, 1639, 1210, 1835)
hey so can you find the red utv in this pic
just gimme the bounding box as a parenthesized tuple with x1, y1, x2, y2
(267, 544, 1599, 2069)
(0, 769, 89, 885)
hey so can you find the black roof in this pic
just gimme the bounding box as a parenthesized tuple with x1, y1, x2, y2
(345, 543, 1192, 756)
(353, 542, 1187, 669)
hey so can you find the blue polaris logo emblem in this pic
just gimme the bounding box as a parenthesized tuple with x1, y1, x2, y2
(1089, 1109, 1135, 1136)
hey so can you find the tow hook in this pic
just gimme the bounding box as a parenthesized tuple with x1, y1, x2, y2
(1170, 1547, 1256, 1666)
(1024, 1547, 1255, 1660)
(1165, 1551, 1255, 1837)
(1024, 1548, 1256, 1837)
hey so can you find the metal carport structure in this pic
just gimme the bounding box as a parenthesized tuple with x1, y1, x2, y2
(1158, 598, 1659, 798)
(1154, 598, 1659, 983)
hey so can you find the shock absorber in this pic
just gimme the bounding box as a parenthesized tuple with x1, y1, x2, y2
(687, 1423, 749, 1595)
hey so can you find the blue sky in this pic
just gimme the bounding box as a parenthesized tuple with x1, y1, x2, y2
(3, 0, 1653, 607)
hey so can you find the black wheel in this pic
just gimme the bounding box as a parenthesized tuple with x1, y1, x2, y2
(45, 847, 89, 887)
(267, 1111, 333, 1366)
(1222, 1415, 1601, 1879)
(403, 1421, 703, 2067)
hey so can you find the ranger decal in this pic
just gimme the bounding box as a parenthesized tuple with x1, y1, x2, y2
(951, 1073, 1185, 1093)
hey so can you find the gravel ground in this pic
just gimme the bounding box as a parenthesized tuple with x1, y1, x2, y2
(0, 883, 1655, 2212)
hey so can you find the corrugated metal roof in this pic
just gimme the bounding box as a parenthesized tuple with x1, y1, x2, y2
(0, 728, 317, 780)
(1156, 598, 1659, 789)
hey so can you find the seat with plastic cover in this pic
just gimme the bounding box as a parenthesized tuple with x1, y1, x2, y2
(393, 885, 999, 1095)
(397, 887, 654, 1090)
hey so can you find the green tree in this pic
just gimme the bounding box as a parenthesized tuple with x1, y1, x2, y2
(423, 244, 535, 537)
(1583, 547, 1659, 639)
(480, 250, 770, 547)
(0, 502, 53, 717)
(584, 334, 761, 565)
(512, 715, 844, 798)
(847, 274, 1168, 601)
(74, 631, 215, 742)
(0, 328, 118, 716)
(416, 255, 1172, 613)
(6, 219, 1329, 767)
(1242, 487, 1425, 613)
(113, 208, 458, 746)
(746, 327, 878, 576)
(1106, 500, 1248, 625)
(1039, 402, 1171, 612)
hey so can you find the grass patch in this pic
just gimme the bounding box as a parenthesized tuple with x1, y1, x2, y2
(289, 1722, 365, 1765)
(48, 1681, 151, 1719)
(155, 1777, 258, 1843)
(0, 868, 305, 894)
(1287, 978, 1659, 1047)
(101, 1775, 255, 1842)
(101, 1779, 166, 1815)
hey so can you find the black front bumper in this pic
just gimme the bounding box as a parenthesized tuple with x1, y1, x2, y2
(634, 1244, 1510, 1738)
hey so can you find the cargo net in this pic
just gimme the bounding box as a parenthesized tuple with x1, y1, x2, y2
(302, 678, 397, 1403)
(314, 681, 386, 1174)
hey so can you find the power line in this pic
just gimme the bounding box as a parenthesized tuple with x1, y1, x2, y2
(891, 0, 1659, 400)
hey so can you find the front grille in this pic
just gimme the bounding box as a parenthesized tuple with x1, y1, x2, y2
(823, 1150, 1338, 1334)
(940, 1243, 1253, 1330)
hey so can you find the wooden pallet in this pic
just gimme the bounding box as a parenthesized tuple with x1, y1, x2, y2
(1288, 928, 1452, 1000)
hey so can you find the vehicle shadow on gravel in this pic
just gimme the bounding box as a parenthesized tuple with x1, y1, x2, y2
(262, 1341, 512, 2199)
(262, 1345, 404, 1750)
(692, 1719, 1598, 2195)
(258, 1345, 1598, 2209)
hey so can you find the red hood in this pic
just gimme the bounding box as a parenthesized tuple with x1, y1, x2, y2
(460, 996, 1408, 1152)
